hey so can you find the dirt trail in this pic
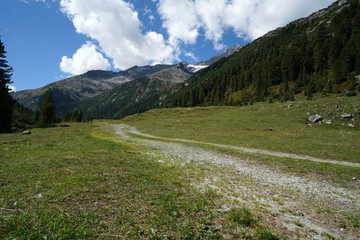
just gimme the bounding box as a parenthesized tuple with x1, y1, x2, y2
(112, 124, 360, 239)
(116, 124, 360, 168)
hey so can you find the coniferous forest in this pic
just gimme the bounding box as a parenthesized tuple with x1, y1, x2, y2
(107, 0, 360, 119)
(160, 0, 360, 108)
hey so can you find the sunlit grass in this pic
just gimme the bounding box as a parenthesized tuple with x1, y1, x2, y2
(0, 123, 230, 238)
(121, 95, 360, 162)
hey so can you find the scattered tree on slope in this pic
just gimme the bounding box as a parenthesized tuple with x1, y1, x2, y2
(39, 89, 56, 126)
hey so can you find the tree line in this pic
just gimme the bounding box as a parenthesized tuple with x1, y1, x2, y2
(0, 37, 85, 133)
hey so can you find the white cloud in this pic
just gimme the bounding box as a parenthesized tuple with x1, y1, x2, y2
(157, 0, 200, 46)
(149, 15, 155, 22)
(185, 52, 199, 62)
(156, 0, 336, 48)
(8, 85, 16, 93)
(60, 0, 177, 71)
(60, 41, 110, 75)
(59, 0, 336, 73)
(223, 0, 337, 39)
(194, 0, 227, 50)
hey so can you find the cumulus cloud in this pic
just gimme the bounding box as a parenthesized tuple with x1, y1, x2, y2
(157, 0, 200, 46)
(194, 0, 227, 50)
(58, 0, 336, 74)
(60, 41, 110, 75)
(156, 0, 336, 47)
(223, 0, 337, 39)
(60, 0, 177, 71)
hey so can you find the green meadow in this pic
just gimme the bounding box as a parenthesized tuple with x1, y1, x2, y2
(121, 95, 360, 163)
(1, 95, 359, 239)
(1, 123, 286, 239)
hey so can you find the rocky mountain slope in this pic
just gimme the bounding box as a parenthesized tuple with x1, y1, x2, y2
(196, 44, 242, 66)
(76, 63, 193, 119)
(12, 65, 174, 115)
(76, 46, 242, 119)
(13, 44, 241, 117)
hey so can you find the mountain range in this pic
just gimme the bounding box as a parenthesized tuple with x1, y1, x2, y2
(12, 64, 174, 115)
(13, 44, 241, 116)
(13, 0, 360, 119)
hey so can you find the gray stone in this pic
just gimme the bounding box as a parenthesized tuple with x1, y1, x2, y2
(324, 120, 333, 124)
(348, 124, 355, 127)
(281, 104, 293, 109)
(342, 114, 352, 118)
(22, 130, 31, 135)
(308, 114, 322, 123)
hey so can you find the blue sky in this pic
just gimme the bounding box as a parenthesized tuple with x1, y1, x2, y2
(1, 0, 336, 91)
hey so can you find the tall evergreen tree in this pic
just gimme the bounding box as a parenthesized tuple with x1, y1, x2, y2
(0, 38, 14, 133)
(76, 110, 83, 122)
(39, 89, 56, 126)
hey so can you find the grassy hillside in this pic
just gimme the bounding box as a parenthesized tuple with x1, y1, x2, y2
(121, 95, 360, 163)
(0, 122, 294, 239)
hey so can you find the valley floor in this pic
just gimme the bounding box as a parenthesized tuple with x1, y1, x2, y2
(112, 123, 360, 239)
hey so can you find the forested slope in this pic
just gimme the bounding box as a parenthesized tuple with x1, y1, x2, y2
(161, 0, 360, 108)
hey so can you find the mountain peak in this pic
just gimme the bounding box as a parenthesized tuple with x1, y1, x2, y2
(196, 44, 242, 66)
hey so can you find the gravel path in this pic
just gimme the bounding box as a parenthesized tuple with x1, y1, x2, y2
(117, 124, 360, 168)
(111, 124, 360, 239)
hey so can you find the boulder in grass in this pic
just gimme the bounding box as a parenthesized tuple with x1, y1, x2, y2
(308, 114, 322, 123)
(324, 120, 333, 124)
(342, 114, 352, 119)
(22, 130, 31, 135)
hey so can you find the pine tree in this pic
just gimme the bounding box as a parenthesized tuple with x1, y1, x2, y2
(76, 110, 83, 122)
(0, 38, 14, 133)
(63, 111, 72, 122)
(39, 89, 56, 126)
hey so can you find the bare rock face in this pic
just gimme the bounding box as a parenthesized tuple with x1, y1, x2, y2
(196, 44, 242, 66)
(308, 114, 322, 123)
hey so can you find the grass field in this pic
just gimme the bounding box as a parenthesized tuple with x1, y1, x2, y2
(0, 123, 286, 239)
(1, 95, 359, 239)
(121, 95, 360, 163)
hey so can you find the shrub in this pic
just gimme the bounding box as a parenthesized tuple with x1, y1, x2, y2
(255, 228, 281, 240)
(346, 90, 357, 97)
(227, 208, 258, 227)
